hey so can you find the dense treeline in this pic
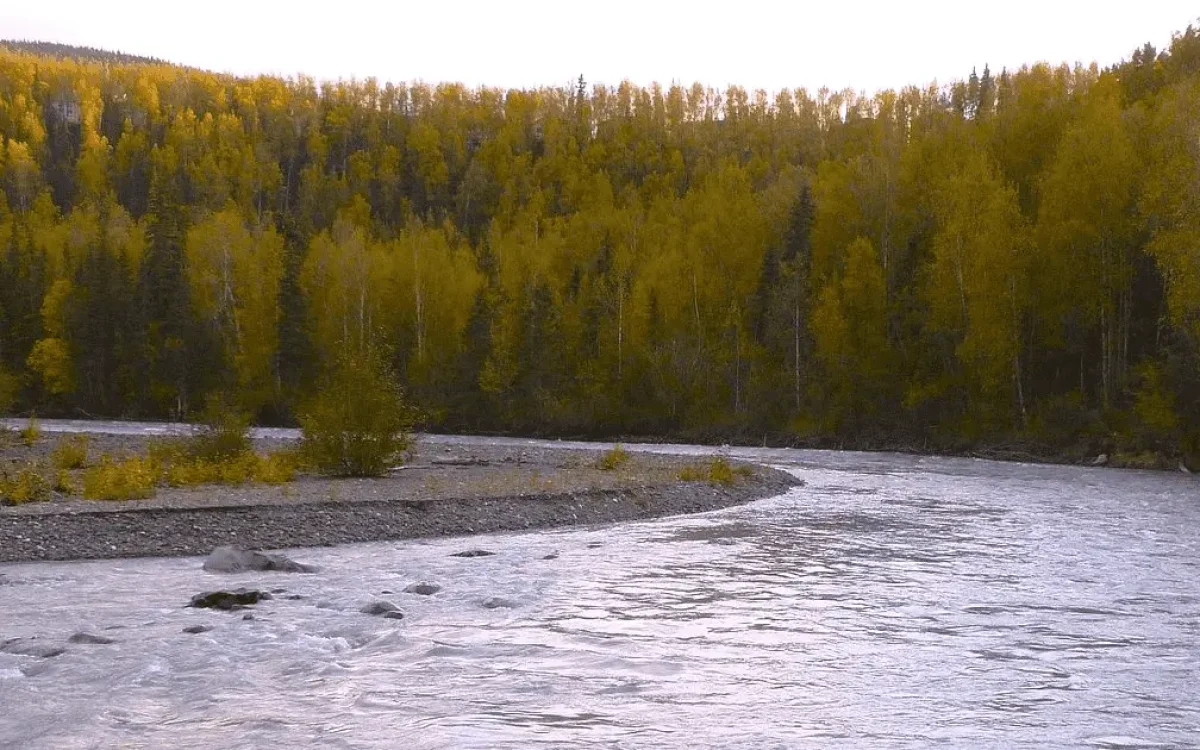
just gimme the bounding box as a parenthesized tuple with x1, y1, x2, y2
(0, 40, 167, 67)
(0, 29, 1198, 464)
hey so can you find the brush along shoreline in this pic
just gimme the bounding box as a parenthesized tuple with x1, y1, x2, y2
(0, 434, 800, 563)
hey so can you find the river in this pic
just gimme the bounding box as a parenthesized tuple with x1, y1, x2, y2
(1, 421, 1198, 748)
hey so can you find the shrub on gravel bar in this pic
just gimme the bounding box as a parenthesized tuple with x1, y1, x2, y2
(82, 456, 158, 501)
(596, 444, 631, 471)
(300, 346, 414, 478)
(51, 435, 90, 469)
(678, 457, 753, 485)
(0, 466, 51, 504)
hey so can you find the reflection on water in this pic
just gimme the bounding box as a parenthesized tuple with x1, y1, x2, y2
(2, 431, 1199, 748)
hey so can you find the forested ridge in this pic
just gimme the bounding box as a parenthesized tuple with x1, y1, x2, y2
(1, 30, 1199, 465)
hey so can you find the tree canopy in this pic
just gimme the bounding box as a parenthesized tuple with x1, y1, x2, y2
(2, 27, 1199, 465)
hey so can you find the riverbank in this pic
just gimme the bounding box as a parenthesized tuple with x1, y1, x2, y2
(0, 434, 800, 563)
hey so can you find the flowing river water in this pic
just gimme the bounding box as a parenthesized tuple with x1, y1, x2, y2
(1, 422, 1199, 748)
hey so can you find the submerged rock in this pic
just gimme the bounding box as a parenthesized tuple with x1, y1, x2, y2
(203, 546, 317, 574)
(481, 597, 517, 610)
(542, 552, 559, 560)
(183, 625, 213, 634)
(190, 588, 272, 610)
(360, 600, 404, 619)
(1, 638, 65, 658)
(403, 582, 442, 596)
(450, 549, 495, 558)
(68, 632, 116, 645)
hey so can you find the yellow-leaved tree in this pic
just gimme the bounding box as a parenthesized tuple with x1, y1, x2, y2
(186, 206, 284, 413)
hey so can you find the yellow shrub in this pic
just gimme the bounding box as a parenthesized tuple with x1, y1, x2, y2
(596, 444, 631, 471)
(1, 467, 51, 504)
(706, 457, 737, 485)
(163, 459, 219, 487)
(146, 438, 190, 466)
(678, 457, 752, 485)
(52, 469, 75, 495)
(254, 451, 297, 484)
(51, 435, 90, 469)
(164, 451, 296, 487)
(82, 457, 158, 501)
(19, 416, 40, 447)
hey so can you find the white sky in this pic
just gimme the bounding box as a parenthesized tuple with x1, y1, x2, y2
(3, 1, 1197, 93)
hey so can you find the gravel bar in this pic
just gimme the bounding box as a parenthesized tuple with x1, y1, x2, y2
(0, 436, 800, 563)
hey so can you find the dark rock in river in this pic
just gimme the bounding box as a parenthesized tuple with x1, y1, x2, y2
(481, 597, 517, 610)
(542, 552, 559, 560)
(1, 638, 65, 658)
(404, 582, 442, 596)
(360, 600, 404, 619)
(190, 588, 272, 610)
(450, 549, 495, 558)
(183, 625, 213, 634)
(68, 632, 116, 645)
(203, 546, 317, 574)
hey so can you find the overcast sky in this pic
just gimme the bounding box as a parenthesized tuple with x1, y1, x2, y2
(3, 1, 1197, 93)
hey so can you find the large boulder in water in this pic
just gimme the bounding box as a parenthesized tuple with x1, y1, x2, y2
(190, 588, 272, 610)
(360, 600, 404, 619)
(403, 582, 442, 596)
(203, 546, 317, 574)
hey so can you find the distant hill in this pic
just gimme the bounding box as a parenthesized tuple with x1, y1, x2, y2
(0, 40, 168, 66)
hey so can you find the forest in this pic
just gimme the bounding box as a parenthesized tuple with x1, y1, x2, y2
(0, 29, 1198, 466)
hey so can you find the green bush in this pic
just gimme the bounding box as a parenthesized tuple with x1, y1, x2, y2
(300, 346, 414, 477)
(596, 444, 631, 471)
(82, 456, 158, 501)
(51, 435, 90, 469)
